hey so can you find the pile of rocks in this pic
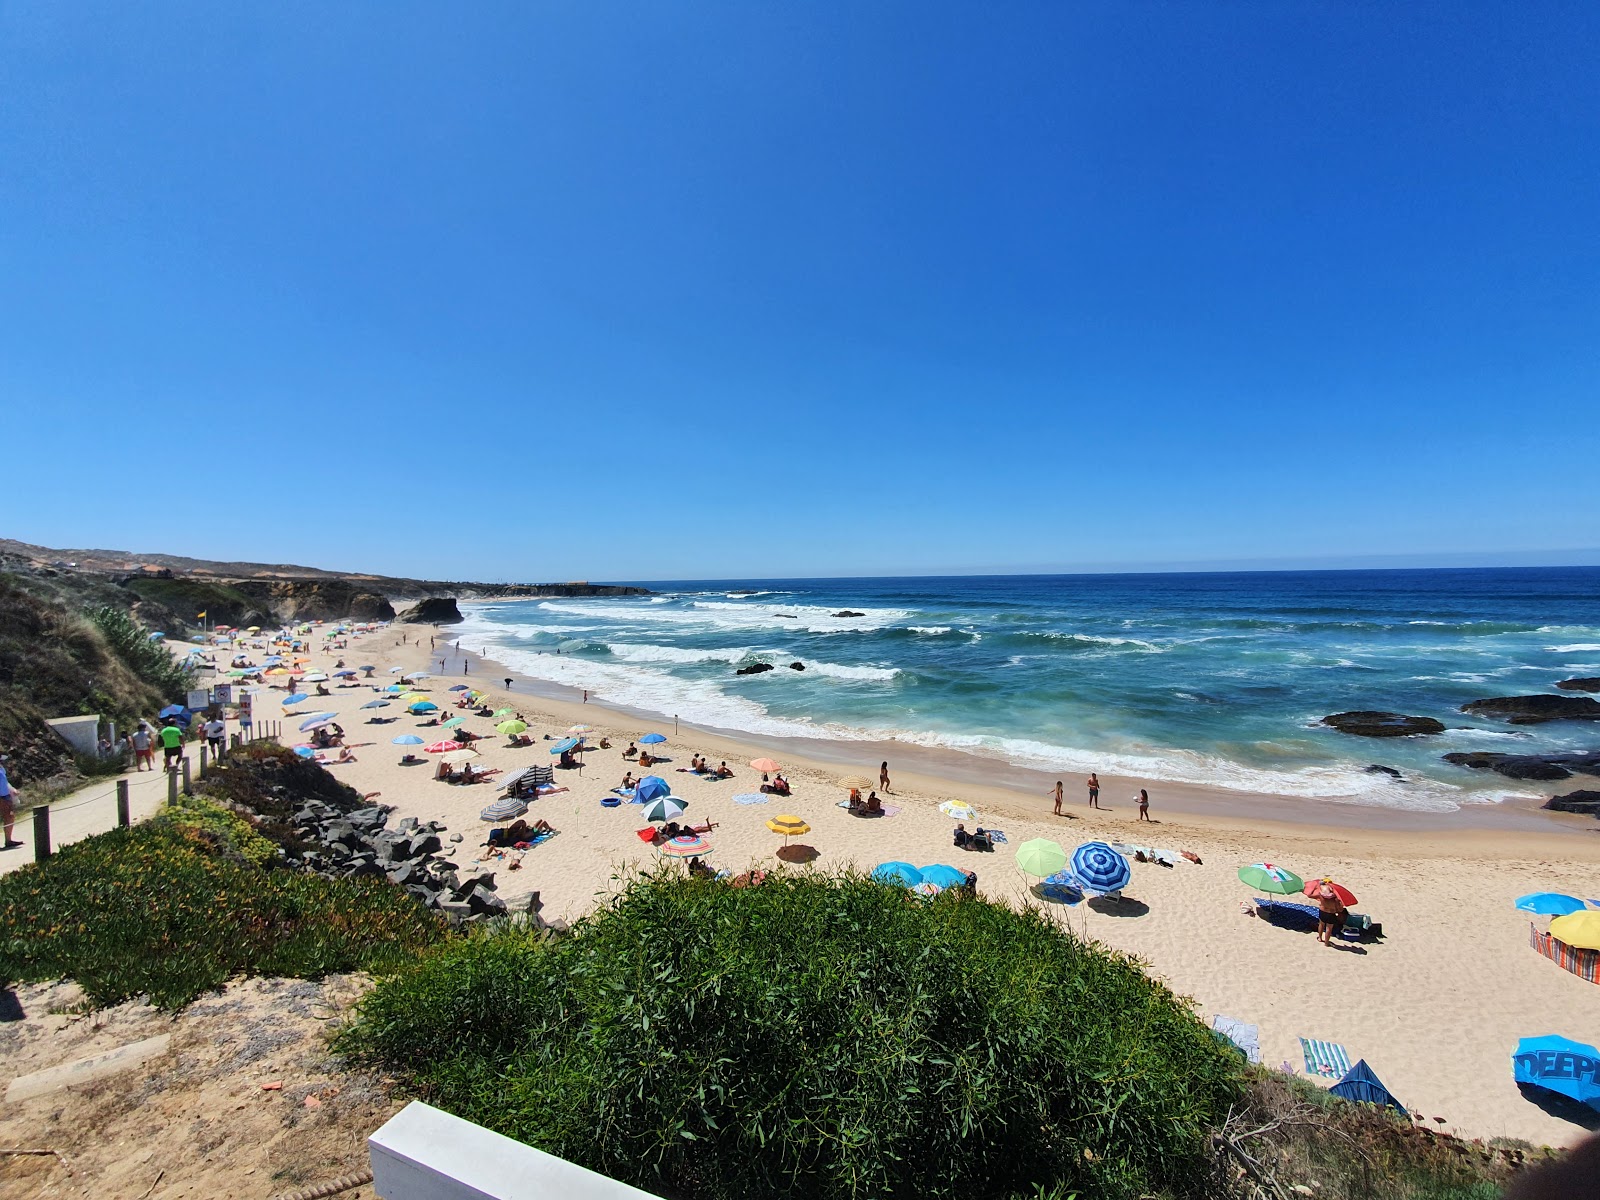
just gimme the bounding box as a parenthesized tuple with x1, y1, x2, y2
(284, 796, 512, 927)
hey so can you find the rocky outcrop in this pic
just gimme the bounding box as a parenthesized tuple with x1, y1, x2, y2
(1322, 711, 1446, 738)
(1557, 678, 1600, 693)
(1544, 790, 1600, 817)
(231, 579, 396, 624)
(1364, 764, 1404, 779)
(1442, 750, 1600, 782)
(788, 661, 805, 671)
(833, 610, 866, 618)
(1460, 695, 1600, 724)
(736, 662, 774, 676)
(400, 597, 463, 625)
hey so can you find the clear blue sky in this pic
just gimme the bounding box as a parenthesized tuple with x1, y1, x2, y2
(3, 3, 1596, 582)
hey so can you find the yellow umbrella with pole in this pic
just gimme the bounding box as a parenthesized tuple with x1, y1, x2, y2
(1550, 910, 1600, 950)
(766, 814, 810, 845)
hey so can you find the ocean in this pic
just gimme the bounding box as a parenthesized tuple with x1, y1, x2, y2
(452, 567, 1600, 813)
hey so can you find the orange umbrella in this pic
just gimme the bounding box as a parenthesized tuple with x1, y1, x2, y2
(1304, 878, 1358, 907)
(750, 757, 782, 772)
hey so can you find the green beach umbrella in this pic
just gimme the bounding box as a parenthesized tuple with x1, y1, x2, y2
(442, 716, 465, 729)
(1237, 863, 1304, 895)
(497, 719, 529, 737)
(1015, 838, 1068, 878)
(494, 707, 515, 718)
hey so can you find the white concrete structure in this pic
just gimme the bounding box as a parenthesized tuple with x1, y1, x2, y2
(370, 1102, 665, 1200)
(44, 714, 100, 756)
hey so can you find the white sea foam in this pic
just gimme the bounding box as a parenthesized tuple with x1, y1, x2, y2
(909, 626, 953, 635)
(1549, 644, 1600, 653)
(533, 599, 911, 634)
(604, 643, 753, 666)
(799, 661, 901, 682)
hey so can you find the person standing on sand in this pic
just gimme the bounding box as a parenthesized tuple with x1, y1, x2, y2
(1314, 879, 1344, 945)
(880, 761, 891, 794)
(131, 722, 154, 771)
(1087, 773, 1100, 808)
(159, 719, 184, 769)
(1136, 788, 1150, 821)
(1050, 780, 1063, 815)
(504, 677, 512, 689)
(0, 755, 22, 849)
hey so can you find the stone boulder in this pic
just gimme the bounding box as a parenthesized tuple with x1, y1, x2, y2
(1460, 695, 1600, 724)
(1544, 790, 1600, 817)
(833, 610, 866, 618)
(1442, 750, 1600, 781)
(788, 662, 805, 671)
(1364, 764, 1403, 779)
(400, 596, 464, 625)
(1322, 711, 1445, 738)
(1557, 678, 1600, 693)
(736, 662, 774, 676)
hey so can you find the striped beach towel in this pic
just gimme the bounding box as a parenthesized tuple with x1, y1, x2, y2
(1530, 922, 1600, 983)
(1213, 1016, 1261, 1064)
(1300, 1037, 1351, 1079)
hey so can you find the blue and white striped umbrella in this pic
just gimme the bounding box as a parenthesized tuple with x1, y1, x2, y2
(1070, 841, 1131, 894)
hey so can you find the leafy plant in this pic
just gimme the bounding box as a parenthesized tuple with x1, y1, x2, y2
(84, 603, 194, 699)
(340, 871, 1243, 1200)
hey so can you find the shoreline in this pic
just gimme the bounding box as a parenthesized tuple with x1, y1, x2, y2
(432, 635, 1596, 846)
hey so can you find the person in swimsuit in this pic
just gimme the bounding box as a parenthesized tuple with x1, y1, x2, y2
(880, 761, 891, 794)
(1136, 788, 1150, 822)
(1087, 773, 1100, 809)
(1314, 880, 1344, 945)
(1050, 780, 1063, 815)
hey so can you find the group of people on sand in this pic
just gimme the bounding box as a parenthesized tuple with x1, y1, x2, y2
(690, 756, 734, 778)
(1049, 773, 1150, 821)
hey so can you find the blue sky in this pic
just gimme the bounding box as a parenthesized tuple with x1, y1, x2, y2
(2, 3, 1596, 582)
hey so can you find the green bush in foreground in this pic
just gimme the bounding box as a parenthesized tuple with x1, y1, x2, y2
(339, 872, 1243, 1200)
(0, 822, 444, 1009)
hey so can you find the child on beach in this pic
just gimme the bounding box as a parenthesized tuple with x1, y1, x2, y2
(1050, 780, 1063, 815)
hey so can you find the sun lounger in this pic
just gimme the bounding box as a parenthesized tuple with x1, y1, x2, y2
(1300, 1037, 1352, 1079)
(1213, 1016, 1262, 1064)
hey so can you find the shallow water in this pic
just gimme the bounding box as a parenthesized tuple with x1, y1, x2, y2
(452, 567, 1600, 812)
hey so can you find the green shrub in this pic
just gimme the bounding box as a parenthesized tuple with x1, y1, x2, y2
(84, 604, 194, 699)
(340, 872, 1242, 1200)
(0, 822, 443, 1009)
(156, 794, 279, 866)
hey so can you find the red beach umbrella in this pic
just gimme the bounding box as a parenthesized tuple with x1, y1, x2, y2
(1304, 878, 1358, 907)
(423, 740, 463, 754)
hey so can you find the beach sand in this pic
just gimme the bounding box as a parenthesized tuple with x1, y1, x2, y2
(205, 626, 1600, 1149)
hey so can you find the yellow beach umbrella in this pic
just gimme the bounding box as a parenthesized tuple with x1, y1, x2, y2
(1550, 910, 1600, 950)
(441, 749, 479, 764)
(766, 814, 811, 844)
(837, 775, 873, 790)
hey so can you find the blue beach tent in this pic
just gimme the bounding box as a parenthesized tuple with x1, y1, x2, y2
(872, 862, 922, 887)
(1513, 1036, 1600, 1111)
(1330, 1059, 1405, 1114)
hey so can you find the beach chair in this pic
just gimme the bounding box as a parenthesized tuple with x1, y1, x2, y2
(1212, 1016, 1262, 1064)
(1300, 1037, 1352, 1079)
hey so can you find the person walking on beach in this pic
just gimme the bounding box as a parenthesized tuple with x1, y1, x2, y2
(0, 755, 22, 849)
(1050, 780, 1064, 815)
(1087, 773, 1100, 809)
(1313, 879, 1344, 946)
(159, 719, 184, 769)
(203, 715, 226, 757)
(880, 761, 892, 794)
(1136, 788, 1150, 821)
(131, 722, 154, 771)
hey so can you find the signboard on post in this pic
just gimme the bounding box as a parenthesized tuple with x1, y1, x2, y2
(187, 688, 211, 713)
(212, 683, 233, 706)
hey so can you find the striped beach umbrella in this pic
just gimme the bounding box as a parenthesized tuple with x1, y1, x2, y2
(766, 814, 810, 844)
(939, 801, 977, 821)
(1070, 842, 1131, 895)
(423, 740, 463, 753)
(480, 797, 527, 822)
(641, 796, 687, 823)
(660, 834, 710, 858)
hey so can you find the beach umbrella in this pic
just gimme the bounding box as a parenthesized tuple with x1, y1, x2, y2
(497, 719, 528, 736)
(298, 713, 339, 732)
(567, 723, 594, 735)
(301, 672, 329, 683)
(283, 693, 310, 706)
(333, 669, 357, 677)
(392, 735, 425, 745)
(766, 814, 810, 844)
(872, 861, 923, 887)
(442, 716, 466, 729)
(918, 864, 969, 891)
(660, 834, 711, 858)
(641, 796, 688, 822)
(423, 740, 463, 753)
(292, 745, 315, 758)
(1303, 878, 1359, 907)
(265, 668, 292, 676)
(247, 626, 261, 632)
(384, 684, 404, 693)
(449, 684, 471, 692)
(639, 732, 667, 747)
(1549, 911, 1600, 950)
(389, 667, 405, 673)
(837, 775, 874, 790)
(494, 707, 516, 718)
(635, 776, 670, 803)
(1513, 1036, 1600, 1111)
(939, 801, 977, 821)
(158, 704, 187, 718)
(441, 748, 478, 764)
(1015, 838, 1068, 878)
(1071, 842, 1132, 895)
(749, 757, 782, 772)
(551, 736, 580, 754)
(1237, 863, 1304, 895)
(408, 700, 439, 713)
(480, 797, 527, 822)
(1516, 892, 1587, 916)
(360, 700, 390, 710)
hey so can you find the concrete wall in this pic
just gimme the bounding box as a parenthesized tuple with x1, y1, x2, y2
(370, 1102, 665, 1200)
(44, 715, 101, 757)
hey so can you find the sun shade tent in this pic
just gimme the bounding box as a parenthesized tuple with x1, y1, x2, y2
(1513, 1036, 1600, 1111)
(1330, 1059, 1405, 1114)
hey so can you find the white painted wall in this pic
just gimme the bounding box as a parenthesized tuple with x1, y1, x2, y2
(44, 715, 101, 756)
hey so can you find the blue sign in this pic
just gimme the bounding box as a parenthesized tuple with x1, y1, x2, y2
(1512, 1036, 1600, 1110)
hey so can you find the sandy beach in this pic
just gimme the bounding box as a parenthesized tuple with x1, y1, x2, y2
(195, 624, 1600, 1149)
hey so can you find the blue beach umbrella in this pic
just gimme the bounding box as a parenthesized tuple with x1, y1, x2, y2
(1515, 893, 1587, 916)
(299, 713, 338, 732)
(282, 693, 310, 706)
(333, 669, 357, 677)
(1513, 1036, 1600, 1111)
(385, 684, 404, 693)
(392, 735, 425, 745)
(918, 864, 969, 891)
(449, 684, 471, 691)
(293, 745, 315, 758)
(635, 776, 670, 804)
(158, 704, 186, 718)
(639, 732, 667, 746)
(148, 632, 166, 641)
(408, 700, 439, 713)
(1070, 842, 1132, 895)
(872, 862, 923, 888)
(361, 700, 390, 710)
(551, 736, 580, 754)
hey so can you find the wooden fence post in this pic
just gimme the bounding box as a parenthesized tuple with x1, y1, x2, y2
(31, 805, 50, 861)
(181, 757, 193, 797)
(116, 779, 131, 828)
(168, 768, 179, 807)
(199, 744, 208, 779)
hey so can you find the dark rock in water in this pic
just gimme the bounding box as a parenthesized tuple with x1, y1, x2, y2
(400, 596, 464, 625)
(1460, 694, 1600, 724)
(737, 662, 775, 676)
(788, 661, 805, 671)
(833, 610, 866, 618)
(775, 614, 797, 619)
(1443, 750, 1600, 781)
(1545, 790, 1600, 816)
(1364, 765, 1404, 779)
(1322, 711, 1446, 738)
(1557, 678, 1600, 693)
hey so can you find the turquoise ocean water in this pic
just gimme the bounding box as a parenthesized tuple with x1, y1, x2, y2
(453, 568, 1600, 812)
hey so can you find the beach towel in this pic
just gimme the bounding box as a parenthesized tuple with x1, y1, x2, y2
(515, 830, 558, 850)
(985, 829, 1008, 844)
(835, 800, 902, 817)
(1212, 1016, 1261, 1064)
(1300, 1037, 1351, 1079)
(732, 793, 770, 805)
(610, 787, 636, 800)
